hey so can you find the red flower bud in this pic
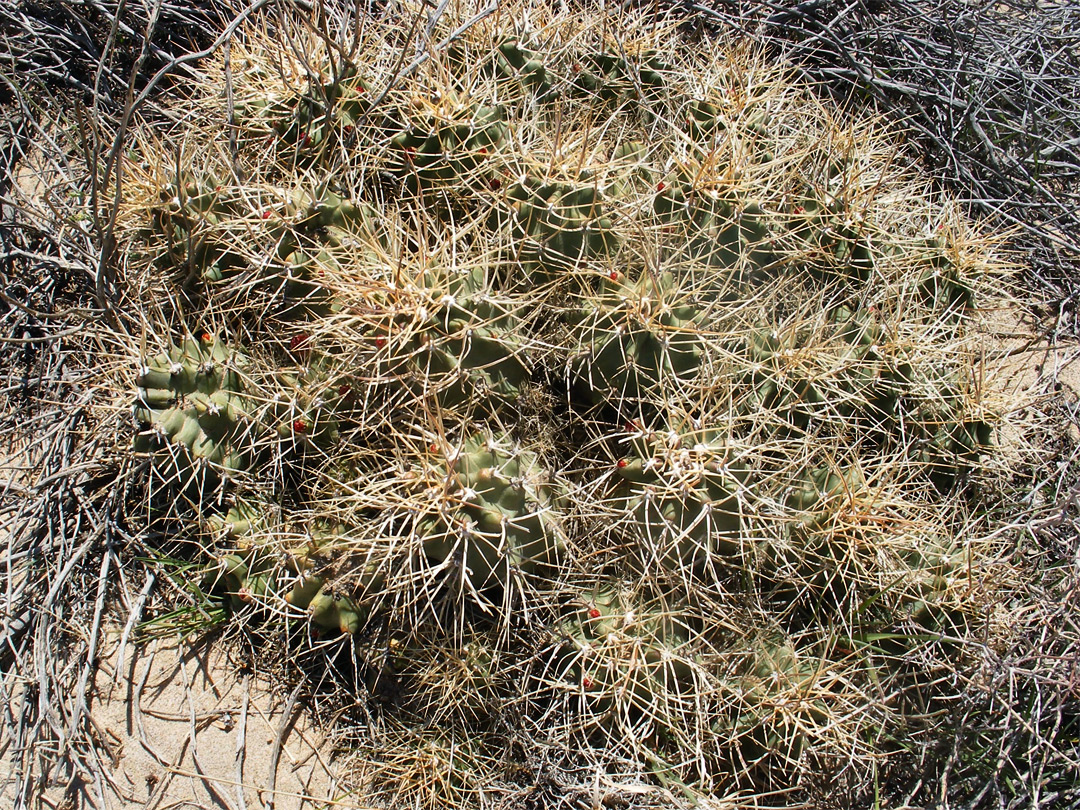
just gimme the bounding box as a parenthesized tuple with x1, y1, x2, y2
(293, 419, 307, 434)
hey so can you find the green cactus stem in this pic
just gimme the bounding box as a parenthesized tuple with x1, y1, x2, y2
(612, 423, 747, 570)
(152, 176, 243, 283)
(568, 50, 668, 109)
(503, 176, 618, 279)
(723, 638, 830, 778)
(412, 433, 564, 595)
(789, 190, 875, 282)
(202, 550, 275, 611)
(389, 94, 507, 194)
(653, 172, 773, 284)
(572, 270, 704, 407)
(555, 586, 697, 740)
(368, 269, 530, 412)
(133, 334, 248, 493)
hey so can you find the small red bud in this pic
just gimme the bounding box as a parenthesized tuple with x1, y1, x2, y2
(656, 181, 666, 192)
(300, 132, 312, 147)
(588, 607, 601, 619)
(374, 336, 387, 348)
(616, 459, 629, 469)
(571, 63, 582, 74)
(237, 587, 253, 604)
(489, 178, 502, 191)
(795, 206, 805, 214)
(608, 270, 620, 281)
(429, 443, 439, 454)
(198, 331, 211, 342)
(582, 676, 594, 689)
(289, 333, 309, 352)
(261, 210, 272, 219)
(478, 147, 488, 155)
(293, 419, 307, 434)
(338, 384, 351, 397)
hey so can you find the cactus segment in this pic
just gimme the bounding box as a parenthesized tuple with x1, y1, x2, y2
(490, 38, 551, 95)
(653, 174, 774, 284)
(254, 65, 372, 157)
(724, 639, 830, 774)
(912, 238, 973, 311)
(790, 191, 875, 282)
(202, 550, 275, 611)
(152, 176, 243, 282)
(204, 497, 266, 541)
(284, 523, 386, 634)
(685, 99, 724, 140)
(614, 424, 747, 569)
(785, 464, 866, 530)
(739, 310, 894, 432)
(569, 50, 668, 109)
(269, 347, 345, 449)
(416, 434, 564, 594)
(307, 588, 363, 634)
(504, 177, 618, 278)
(573, 270, 703, 406)
(373, 272, 529, 411)
(912, 406, 992, 490)
(555, 587, 697, 739)
(390, 95, 507, 193)
(134, 335, 248, 490)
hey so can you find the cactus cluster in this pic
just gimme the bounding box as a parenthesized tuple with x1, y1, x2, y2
(116, 5, 1017, 805)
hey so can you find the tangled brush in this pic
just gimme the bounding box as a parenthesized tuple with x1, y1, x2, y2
(109, 1, 1028, 804)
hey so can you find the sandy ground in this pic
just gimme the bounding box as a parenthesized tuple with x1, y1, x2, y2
(1, 627, 345, 810)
